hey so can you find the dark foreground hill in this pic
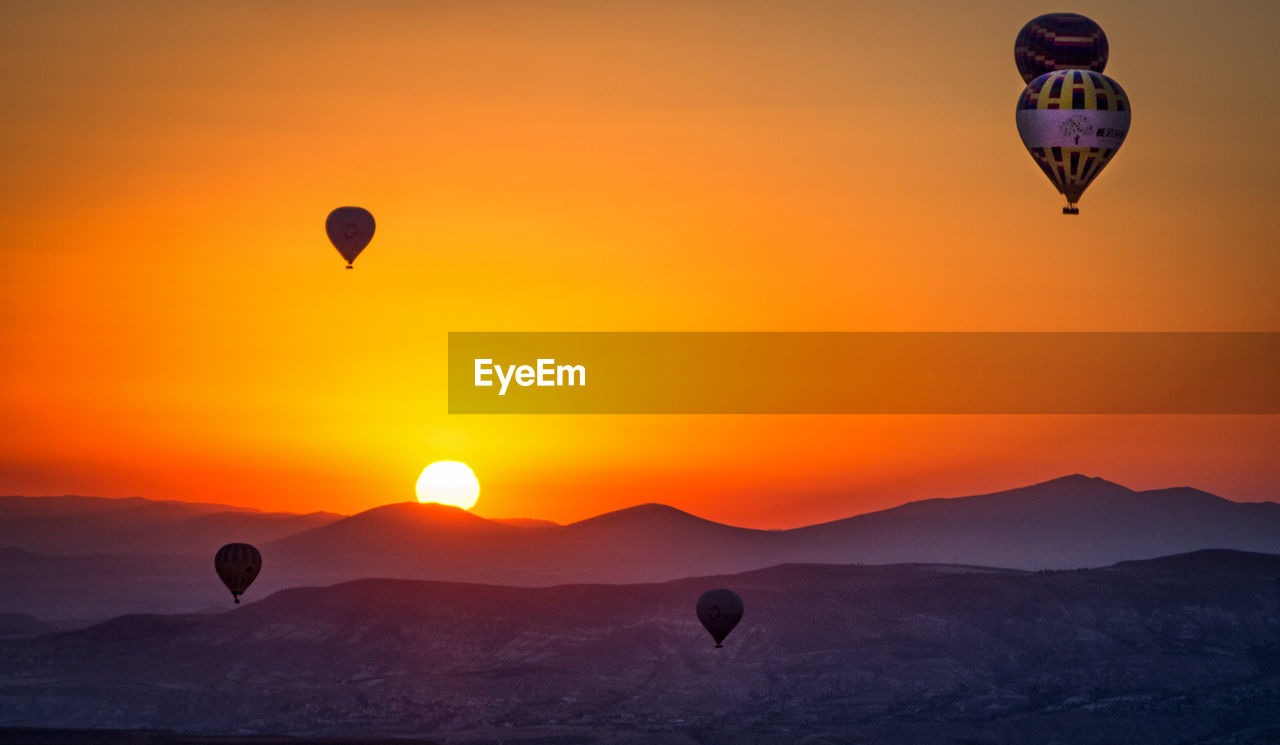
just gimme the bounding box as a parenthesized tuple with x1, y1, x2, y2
(1, 551, 1279, 744)
(0, 729, 441, 745)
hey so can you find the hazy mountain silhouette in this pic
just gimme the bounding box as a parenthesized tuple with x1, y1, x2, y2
(0, 495, 252, 519)
(2, 551, 1277, 743)
(267, 474, 1280, 583)
(0, 730, 443, 745)
(0, 612, 54, 639)
(0, 547, 214, 621)
(3, 475, 1278, 621)
(265, 500, 780, 587)
(490, 517, 561, 529)
(0, 495, 341, 555)
(784, 474, 1280, 568)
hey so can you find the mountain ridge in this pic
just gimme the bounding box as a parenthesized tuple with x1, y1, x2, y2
(5, 475, 1279, 621)
(9, 474, 1275, 544)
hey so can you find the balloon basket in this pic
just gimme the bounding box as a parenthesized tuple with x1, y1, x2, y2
(715, 643, 723, 649)
(345, 265, 353, 269)
(1063, 206, 1080, 215)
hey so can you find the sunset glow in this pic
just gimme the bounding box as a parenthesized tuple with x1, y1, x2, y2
(2, 4, 1277, 742)
(0, 2, 1276, 526)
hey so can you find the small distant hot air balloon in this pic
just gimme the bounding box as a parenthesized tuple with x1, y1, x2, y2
(325, 207, 375, 269)
(214, 543, 262, 604)
(1016, 69, 1130, 214)
(1014, 13, 1109, 84)
(696, 589, 743, 648)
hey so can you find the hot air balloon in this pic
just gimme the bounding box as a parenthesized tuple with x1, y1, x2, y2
(1014, 13, 1108, 84)
(214, 542, 262, 604)
(696, 589, 743, 648)
(325, 207, 375, 269)
(1016, 69, 1130, 214)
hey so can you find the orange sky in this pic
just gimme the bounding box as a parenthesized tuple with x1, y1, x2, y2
(2, 1, 1278, 528)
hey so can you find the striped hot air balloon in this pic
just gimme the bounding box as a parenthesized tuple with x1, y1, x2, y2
(1014, 13, 1109, 84)
(1016, 69, 1131, 214)
(214, 542, 262, 604)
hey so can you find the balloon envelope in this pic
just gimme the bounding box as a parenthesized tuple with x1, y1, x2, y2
(1014, 13, 1108, 84)
(325, 207, 375, 267)
(696, 589, 744, 647)
(1016, 69, 1130, 210)
(214, 542, 262, 603)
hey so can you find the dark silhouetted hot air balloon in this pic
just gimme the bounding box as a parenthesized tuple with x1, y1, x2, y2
(1016, 69, 1130, 214)
(696, 589, 743, 648)
(325, 207, 375, 269)
(215, 543, 262, 604)
(1014, 13, 1108, 84)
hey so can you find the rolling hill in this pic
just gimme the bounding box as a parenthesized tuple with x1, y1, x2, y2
(265, 474, 1280, 583)
(3, 475, 1278, 621)
(2, 551, 1278, 743)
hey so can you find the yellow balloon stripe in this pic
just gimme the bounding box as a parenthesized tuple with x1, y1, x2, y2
(1020, 70, 1129, 112)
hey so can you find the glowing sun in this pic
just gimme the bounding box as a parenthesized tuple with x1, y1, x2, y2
(415, 461, 480, 510)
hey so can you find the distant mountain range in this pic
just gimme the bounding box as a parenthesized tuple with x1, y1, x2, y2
(3, 475, 1278, 620)
(2, 550, 1278, 743)
(0, 495, 342, 555)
